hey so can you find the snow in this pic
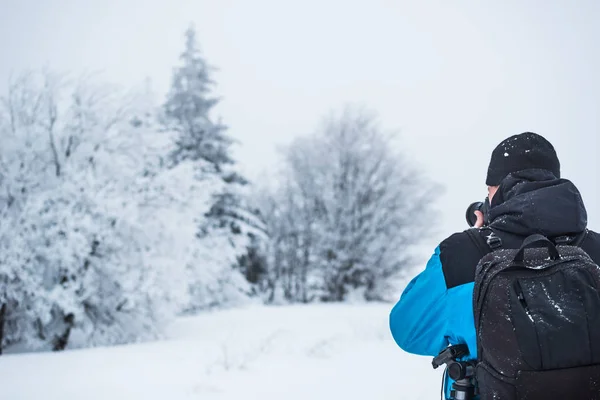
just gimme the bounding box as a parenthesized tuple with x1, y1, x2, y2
(0, 303, 442, 400)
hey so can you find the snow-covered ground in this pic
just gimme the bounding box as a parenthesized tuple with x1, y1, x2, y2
(0, 303, 442, 400)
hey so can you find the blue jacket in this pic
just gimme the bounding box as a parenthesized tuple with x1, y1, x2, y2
(389, 244, 477, 358)
(389, 234, 480, 400)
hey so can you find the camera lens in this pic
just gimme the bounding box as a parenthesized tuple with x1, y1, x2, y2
(465, 202, 483, 227)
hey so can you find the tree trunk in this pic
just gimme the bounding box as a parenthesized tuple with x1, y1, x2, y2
(52, 313, 74, 352)
(0, 303, 7, 355)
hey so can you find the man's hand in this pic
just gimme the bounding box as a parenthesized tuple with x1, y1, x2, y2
(474, 210, 484, 228)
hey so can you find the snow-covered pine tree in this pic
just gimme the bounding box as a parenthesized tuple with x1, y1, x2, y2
(161, 25, 267, 312)
(163, 26, 232, 170)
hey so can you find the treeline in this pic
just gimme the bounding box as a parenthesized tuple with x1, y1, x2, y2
(0, 26, 436, 353)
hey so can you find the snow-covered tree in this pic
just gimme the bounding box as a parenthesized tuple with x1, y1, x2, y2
(0, 70, 180, 352)
(161, 25, 267, 312)
(258, 107, 438, 303)
(163, 25, 232, 170)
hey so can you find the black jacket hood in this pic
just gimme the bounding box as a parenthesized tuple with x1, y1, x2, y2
(488, 169, 588, 237)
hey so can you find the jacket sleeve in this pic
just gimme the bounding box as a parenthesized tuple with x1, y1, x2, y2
(389, 246, 450, 356)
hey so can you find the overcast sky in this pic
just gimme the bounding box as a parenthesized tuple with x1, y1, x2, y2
(1, 0, 599, 251)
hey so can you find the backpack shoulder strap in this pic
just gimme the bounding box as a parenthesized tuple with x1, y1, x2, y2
(466, 228, 488, 259)
(553, 229, 588, 247)
(574, 229, 589, 247)
(466, 227, 502, 259)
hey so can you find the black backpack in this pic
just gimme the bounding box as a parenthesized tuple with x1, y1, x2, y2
(467, 228, 600, 400)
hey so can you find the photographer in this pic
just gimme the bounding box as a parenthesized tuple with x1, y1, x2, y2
(389, 132, 600, 399)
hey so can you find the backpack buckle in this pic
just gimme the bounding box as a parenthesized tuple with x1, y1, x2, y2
(486, 233, 503, 249)
(554, 235, 571, 245)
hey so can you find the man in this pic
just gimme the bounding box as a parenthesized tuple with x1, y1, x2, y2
(389, 132, 600, 398)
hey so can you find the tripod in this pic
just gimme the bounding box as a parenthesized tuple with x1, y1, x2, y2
(432, 345, 477, 400)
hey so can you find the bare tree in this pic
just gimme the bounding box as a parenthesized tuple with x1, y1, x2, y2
(258, 106, 439, 302)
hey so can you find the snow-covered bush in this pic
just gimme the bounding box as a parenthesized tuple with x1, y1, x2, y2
(0, 71, 179, 352)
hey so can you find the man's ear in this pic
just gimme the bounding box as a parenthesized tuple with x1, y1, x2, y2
(488, 185, 500, 202)
(489, 185, 502, 207)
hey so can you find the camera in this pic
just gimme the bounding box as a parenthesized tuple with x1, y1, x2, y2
(465, 197, 490, 227)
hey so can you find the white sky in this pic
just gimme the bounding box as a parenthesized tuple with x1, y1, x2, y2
(1, 0, 599, 250)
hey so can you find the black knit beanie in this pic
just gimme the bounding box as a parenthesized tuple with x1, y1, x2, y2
(486, 132, 561, 186)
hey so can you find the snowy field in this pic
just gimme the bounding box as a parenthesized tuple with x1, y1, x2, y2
(0, 303, 442, 400)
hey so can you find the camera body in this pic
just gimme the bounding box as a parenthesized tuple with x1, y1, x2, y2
(465, 197, 491, 227)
